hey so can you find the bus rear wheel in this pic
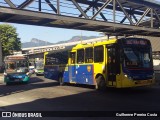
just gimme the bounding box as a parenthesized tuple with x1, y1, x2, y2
(95, 75, 106, 91)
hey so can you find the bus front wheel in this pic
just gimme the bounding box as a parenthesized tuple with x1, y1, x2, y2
(95, 75, 106, 91)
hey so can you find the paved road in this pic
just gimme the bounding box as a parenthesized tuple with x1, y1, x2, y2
(0, 74, 160, 120)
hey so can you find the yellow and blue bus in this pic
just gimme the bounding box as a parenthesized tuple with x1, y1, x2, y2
(44, 37, 154, 89)
(44, 46, 72, 80)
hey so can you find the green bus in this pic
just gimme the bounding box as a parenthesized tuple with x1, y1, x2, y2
(4, 54, 30, 85)
(35, 58, 44, 76)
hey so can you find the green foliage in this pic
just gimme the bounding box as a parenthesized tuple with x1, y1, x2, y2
(0, 24, 21, 56)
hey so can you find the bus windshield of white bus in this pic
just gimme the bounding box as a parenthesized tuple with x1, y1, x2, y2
(35, 61, 44, 69)
(5, 60, 29, 73)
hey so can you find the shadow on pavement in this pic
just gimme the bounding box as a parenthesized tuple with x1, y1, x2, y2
(0, 78, 160, 119)
(0, 86, 160, 120)
(0, 77, 59, 97)
(1, 85, 160, 111)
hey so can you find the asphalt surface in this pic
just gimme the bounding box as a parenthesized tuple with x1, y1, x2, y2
(0, 74, 160, 120)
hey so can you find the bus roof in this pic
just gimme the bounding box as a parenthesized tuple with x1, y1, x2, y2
(72, 37, 151, 50)
(73, 38, 117, 50)
(4, 54, 27, 61)
(47, 45, 74, 55)
(46, 37, 151, 54)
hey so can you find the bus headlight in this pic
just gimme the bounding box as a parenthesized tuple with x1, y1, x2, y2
(124, 74, 132, 80)
(4, 72, 7, 76)
(26, 72, 30, 76)
(124, 74, 128, 77)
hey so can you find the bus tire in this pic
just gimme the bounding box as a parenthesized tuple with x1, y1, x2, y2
(95, 75, 106, 91)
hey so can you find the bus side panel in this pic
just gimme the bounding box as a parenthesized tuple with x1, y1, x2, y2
(75, 65, 94, 85)
(68, 65, 76, 82)
(63, 66, 70, 83)
(44, 65, 59, 80)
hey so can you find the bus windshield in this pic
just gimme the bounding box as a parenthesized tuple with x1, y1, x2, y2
(5, 60, 28, 73)
(35, 61, 44, 69)
(123, 47, 152, 68)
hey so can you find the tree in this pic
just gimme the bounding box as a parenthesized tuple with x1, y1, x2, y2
(0, 24, 21, 56)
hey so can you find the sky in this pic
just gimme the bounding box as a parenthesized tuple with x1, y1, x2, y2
(12, 23, 101, 43)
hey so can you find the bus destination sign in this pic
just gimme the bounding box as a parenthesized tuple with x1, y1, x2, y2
(125, 39, 147, 45)
(7, 56, 26, 60)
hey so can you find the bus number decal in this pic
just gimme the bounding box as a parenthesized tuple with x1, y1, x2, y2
(87, 66, 91, 72)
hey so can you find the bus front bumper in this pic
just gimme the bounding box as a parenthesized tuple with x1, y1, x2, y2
(4, 75, 30, 84)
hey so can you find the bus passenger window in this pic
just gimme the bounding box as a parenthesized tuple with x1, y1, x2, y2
(94, 46, 104, 62)
(46, 56, 50, 65)
(85, 47, 93, 63)
(77, 49, 84, 64)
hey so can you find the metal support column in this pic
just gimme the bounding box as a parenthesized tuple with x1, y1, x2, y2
(91, 0, 112, 19)
(95, 7, 107, 21)
(39, 0, 41, 11)
(57, 0, 60, 14)
(4, 0, 16, 8)
(18, 0, 35, 9)
(72, 0, 89, 19)
(113, 0, 116, 23)
(151, 8, 153, 28)
(116, 0, 133, 25)
(154, 9, 160, 22)
(79, 6, 92, 17)
(45, 0, 57, 13)
(135, 8, 151, 26)
(93, 0, 95, 16)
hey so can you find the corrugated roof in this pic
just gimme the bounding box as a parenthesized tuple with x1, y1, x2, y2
(144, 0, 160, 5)
(135, 36, 160, 51)
(149, 37, 160, 52)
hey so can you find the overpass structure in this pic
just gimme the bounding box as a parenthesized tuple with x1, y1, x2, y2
(0, 0, 160, 37)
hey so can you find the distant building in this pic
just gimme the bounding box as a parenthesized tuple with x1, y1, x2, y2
(139, 36, 160, 59)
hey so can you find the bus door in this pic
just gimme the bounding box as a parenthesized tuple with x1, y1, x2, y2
(107, 45, 117, 86)
(69, 52, 76, 83)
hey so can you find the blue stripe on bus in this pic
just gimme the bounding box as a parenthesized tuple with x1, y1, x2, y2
(122, 65, 154, 80)
(64, 64, 94, 85)
(44, 65, 59, 80)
